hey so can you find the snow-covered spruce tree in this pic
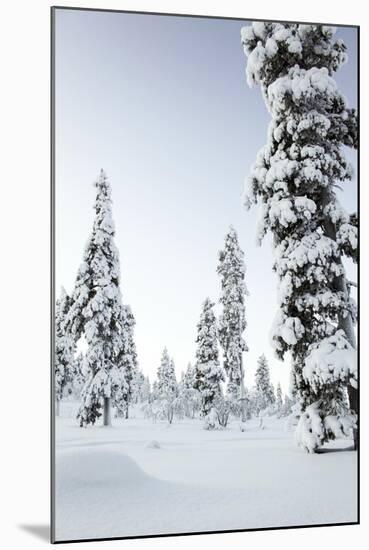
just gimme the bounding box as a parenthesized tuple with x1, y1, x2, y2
(65, 352, 85, 400)
(140, 376, 151, 403)
(151, 380, 159, 401)
(55, 287, 75, 415)
(241, 23, 358, 451)
(156, 349, 178, 423)
(176, 364, 199, 419)
(193, 298, 225, 425)
(157, 348, 170, 394)
(181, 362, 200, 418)
(255, 354, 275, 414)
(65, 170, 127, 427)
(276, 382, 283, 417)
(217, 226, 249, 421)
(130, 369, 145, 405)
(247, 388, 259, 418)
(114, 304, 138, 419)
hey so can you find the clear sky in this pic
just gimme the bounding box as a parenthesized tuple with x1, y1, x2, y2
(54, 9, 358, 395)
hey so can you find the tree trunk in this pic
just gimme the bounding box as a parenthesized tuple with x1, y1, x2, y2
(322, 192, 358, 450)
(103, 397, 112, 427)
(125, 402, 129, 419)
(168, 406, 174, 424)
(56, 398, 60, 417)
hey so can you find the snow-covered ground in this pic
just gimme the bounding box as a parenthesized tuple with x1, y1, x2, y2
(54, 403, 357, 541)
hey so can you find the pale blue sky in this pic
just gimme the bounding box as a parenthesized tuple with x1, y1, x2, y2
(54, 9, 358, 394)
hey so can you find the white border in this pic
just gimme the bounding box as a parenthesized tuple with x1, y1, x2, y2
(1, 1, 367, 549)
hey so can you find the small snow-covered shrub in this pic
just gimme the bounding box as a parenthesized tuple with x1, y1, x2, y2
(214, 396, 231, 428)
(296, 401, 356, 453)
(295, 402, 324, 452)
(203, 408, 218, 430)
(141, 402, 161, 423)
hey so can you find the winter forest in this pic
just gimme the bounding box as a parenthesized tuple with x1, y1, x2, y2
(53, 11, 358, 542)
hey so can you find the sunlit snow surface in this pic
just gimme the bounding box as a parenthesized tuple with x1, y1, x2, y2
(54, 403, 357, 541)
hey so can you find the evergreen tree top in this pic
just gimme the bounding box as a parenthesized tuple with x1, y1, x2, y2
(158, 347, 170, 379)
(92, 169, 116, 242)
(218, 226, 245, 266)
(217, 226, 248, 301)
(95, 169, 112, 208)
(241, 23, 348, 89)
(255, 354, 272, 385)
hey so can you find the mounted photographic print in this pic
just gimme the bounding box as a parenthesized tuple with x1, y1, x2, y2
(51, 6, 359, 543)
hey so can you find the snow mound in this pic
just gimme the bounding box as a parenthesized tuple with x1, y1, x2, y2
(56, 448, 149, 487)
(145, 440, 161, 449)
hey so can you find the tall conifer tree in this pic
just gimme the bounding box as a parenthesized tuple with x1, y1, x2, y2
(156, 348, 178, 423)
(65, 170, 126, 427)
(193, 298, 225, 420)
(241, 23, 357, 451)
(217, 226, 249, 410)
(255, 354, 275, 413)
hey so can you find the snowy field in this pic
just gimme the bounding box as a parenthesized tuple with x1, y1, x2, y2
(54, 403, 357, 541)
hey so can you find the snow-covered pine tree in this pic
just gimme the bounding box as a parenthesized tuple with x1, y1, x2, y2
(55, 287, 75, 415)
(247, 387, 259, 418)
(67, 352, 85, 399)
(276, 382, 283, 417)
(130, 369, 145, 405)
(242, 386, 252, 420)
(151, 380, 159, 402)
(179, 362, 200, 418)
(141, 376, 151, 403)
(183, 362, 195, 389)
(193, 298, 225, 422)
(217, 226, 249, 418)
(157, 347, 169, 394)
(241, 23, 358, 451)
(156, 349, 178, 423)
(170, 359, 177, 385)
(114, 304, 138, 419)
(65, 170, 127, 427)
(255, 354, 275, 414)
